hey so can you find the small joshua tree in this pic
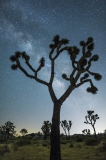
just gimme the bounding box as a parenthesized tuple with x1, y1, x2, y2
(41, 121, 51, 140)
(20, 128, 28, 136)
(60, 120, 68, 140)
(60, 120, 72, 140)
(10, 35, 102, 160)
(66, 121, 72, 140)
(84, 110, 99, 139)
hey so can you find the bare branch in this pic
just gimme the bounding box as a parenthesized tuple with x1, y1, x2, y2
(25, 61, 36, 72)
(49, 48, 55, 60)
(75, 79, 94, 88)
(49, 59, 57, 102)
(34, 71, 48, 86)
(16, 59, 35, 79)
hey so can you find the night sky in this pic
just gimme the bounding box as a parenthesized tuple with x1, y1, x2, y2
(0, 0, 106, 136)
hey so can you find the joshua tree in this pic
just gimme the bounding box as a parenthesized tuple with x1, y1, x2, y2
(60, 120, 68, 140)
(61, 120, 72, 140)
(20, 128, 28, 136)
(66, 121, 72, 139)
(0, 121, 16, 140)
(84, 110, 99, 139)
(41, 121, 51, 140)
(10, 35, 102, 160)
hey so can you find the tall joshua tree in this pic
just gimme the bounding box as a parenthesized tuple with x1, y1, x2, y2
(84, 110, 99, 139)
(41, 121, 51, 140)
(10, 35, 102, 160)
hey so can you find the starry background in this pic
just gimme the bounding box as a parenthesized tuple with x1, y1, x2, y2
(0, 0, 106, 136)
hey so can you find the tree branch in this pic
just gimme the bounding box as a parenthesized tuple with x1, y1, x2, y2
(59, 85, 74, 104)
(16, 59, 35, 79)
(75, 79, 93, 88)
(35, 71, 48, 86)
(49, 59, 55, 84)
(25, 61, 36, 72)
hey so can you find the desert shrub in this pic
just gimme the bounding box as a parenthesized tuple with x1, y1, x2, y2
(76, 137, 83, 142)
(14, 139, 31, 147)
(85, 137, 98, 146)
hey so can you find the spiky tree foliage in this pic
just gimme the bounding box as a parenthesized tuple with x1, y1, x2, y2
(41, 121, 51, 140)
(84, 110, 99, 139)
(20, 128, 28, 136)
(0, 121, 16, 140)
(82, 129, 91, 139)
(82, 129, 91, 135)
(10, 35, 102, 160)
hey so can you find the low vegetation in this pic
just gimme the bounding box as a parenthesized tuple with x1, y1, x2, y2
(0, 136, 106, 160)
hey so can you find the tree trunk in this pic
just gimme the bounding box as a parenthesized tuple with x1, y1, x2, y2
(44, 134, 47, 140)
(50, 101, 61, 160)
(68, 130, 70, 140)
(92, 125, 97, 139)
(64, 129, 68, 140)
(5, 129, 9, 140)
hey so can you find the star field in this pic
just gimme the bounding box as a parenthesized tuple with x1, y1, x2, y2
(0, 0, 106, 135)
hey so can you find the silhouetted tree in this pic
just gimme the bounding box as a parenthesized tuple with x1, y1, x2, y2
(20, 128, 28, 136)
(60, 120, 72, 140)
(10, 35, 102, 160)
(41, 121, 51, 140)
(0, 121, 16, 140)
(66, 121, 72, 139)
(60, 120, 68, 140)
(84, 110, 99, 139)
